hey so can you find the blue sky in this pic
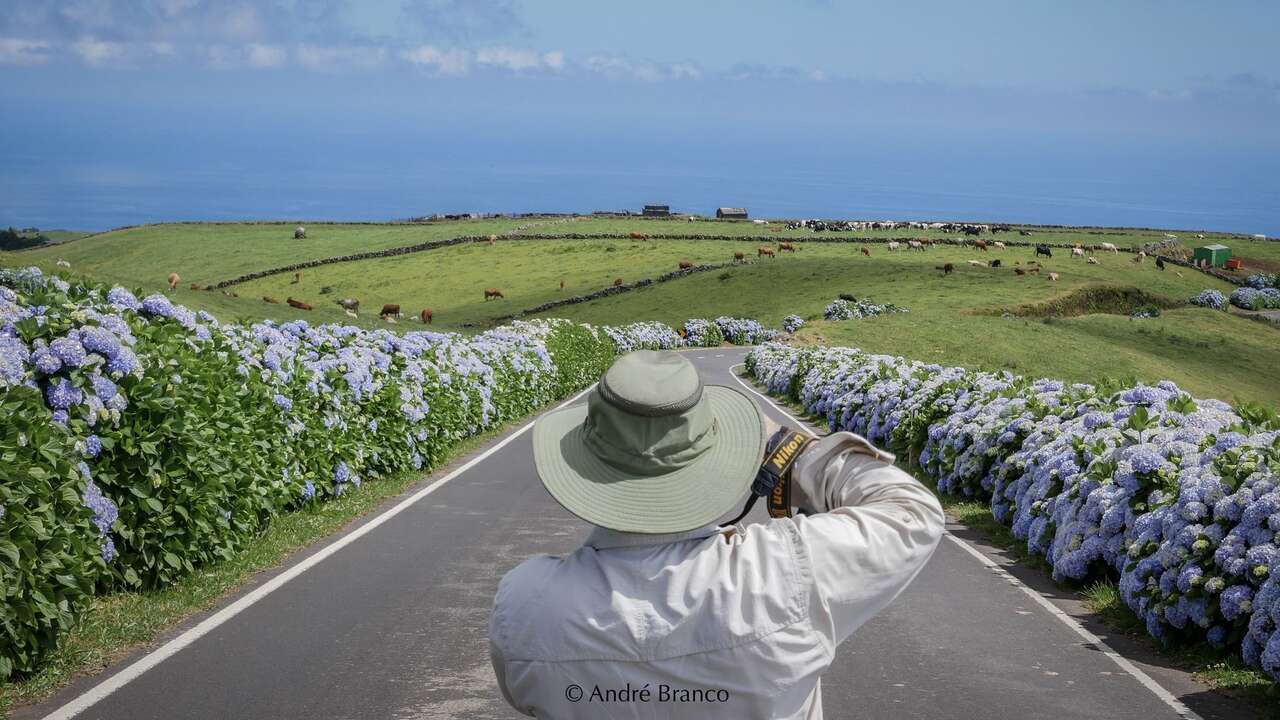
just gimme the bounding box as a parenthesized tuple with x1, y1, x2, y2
(1, 1, 1277, 231)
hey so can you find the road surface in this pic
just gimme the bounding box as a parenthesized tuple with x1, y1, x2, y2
(20, 348, 1253, 720)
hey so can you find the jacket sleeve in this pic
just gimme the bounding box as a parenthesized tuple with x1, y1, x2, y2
(489, 577, 536, 716)
(787, 431, 945, 646)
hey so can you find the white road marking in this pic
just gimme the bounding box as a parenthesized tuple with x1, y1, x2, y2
(730, 361, 1202, 720)
(40, 385, 598, 720)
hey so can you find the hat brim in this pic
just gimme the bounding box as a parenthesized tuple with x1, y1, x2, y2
(533, 385, 765, 534)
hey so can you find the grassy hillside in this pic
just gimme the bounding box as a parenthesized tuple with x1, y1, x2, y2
(4, 218, 1277, 404)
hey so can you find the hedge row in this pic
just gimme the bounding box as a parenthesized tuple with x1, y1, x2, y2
(746, 343, 1280, 681)
(0, 268, 629, 677)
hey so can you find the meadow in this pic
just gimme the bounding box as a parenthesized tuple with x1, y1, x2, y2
(5, 217, 1279, 405)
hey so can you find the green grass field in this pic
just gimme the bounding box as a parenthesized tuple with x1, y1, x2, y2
(4, 218, 1278, 405)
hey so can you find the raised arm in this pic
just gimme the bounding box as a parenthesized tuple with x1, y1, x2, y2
(788, 431, 946, 645)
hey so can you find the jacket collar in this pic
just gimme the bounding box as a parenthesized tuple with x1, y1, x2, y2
(584, 523, 724, 550)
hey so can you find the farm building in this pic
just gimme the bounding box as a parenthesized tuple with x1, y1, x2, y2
(716, 207, 749, 219)
(1193, 244, 1232, 268)
(643, 204, 670, 217)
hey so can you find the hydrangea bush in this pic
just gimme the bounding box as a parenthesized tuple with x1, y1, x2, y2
(746, 342, 1280, 681)
(1231, 287, 1280, 311)
(714, 316, 779, 345)
(1189, 289, 1227, 310)
(823, 297, 909, 320)
(782, 314, 805, 333)
(680, 319, 725, 347)
(0, 268, 616, 677)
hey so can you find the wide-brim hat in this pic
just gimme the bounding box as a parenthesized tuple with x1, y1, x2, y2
(533, 350, 764, 534)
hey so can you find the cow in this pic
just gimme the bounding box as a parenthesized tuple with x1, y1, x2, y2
(56, 259, 71, 268)
(167, 272, 180, 292)
(779, 242, 796, 252)
(1019, 230, 1032, 237)
(733, 251, 745, 263)
(287, 297, 312, 311)
(1035, 244, 1052, 259)
(488, 234, 497, 246)
(1014, 267, 1026, 276)
(420, 308, 433, 324)
(291, 271, 302, 284)
(989, 259, 1002, 268)
(973, 239, 988, 251)
(189, 283, 203, 290)
(758, 247, 775, 258)
(294, 226, 306, 239)
(1071, 247, 1085, 259)
(887, 241, 901, 251)
(1133, 252, 1146, 263)
(679, 260, 693, 270)
(861, 247, 871, 257)
(629, 232, 649, 241)
(1087, 257, 1099, 265)
(1155, 256, 1166, 271)
(993, 241, 1006, 250)
(908, 240, 924, 251)
(263, 295, 280, 304)
(967, 260, 985, 267)
(613, 277, 624, 287)
(335, 298, 360, 314)
(380, 303, 402, 317)
(1098, 242, 1119, 253)
(483, 289, 504, 301)
(937, 263, 954, 275)
(1048, 272, 1060, 282)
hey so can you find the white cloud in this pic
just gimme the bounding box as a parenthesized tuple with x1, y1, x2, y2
(475, 46, 566, 73)
(584, 54, 704, 82)
(295, 44, 387, 72)
(247, 43, 285, 68)
(71, 36, 127, 66)
(0, 38, 52, 65)
(401, 44, 471, 76)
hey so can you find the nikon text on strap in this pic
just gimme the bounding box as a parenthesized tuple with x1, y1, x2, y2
(726, 428, 816, 525)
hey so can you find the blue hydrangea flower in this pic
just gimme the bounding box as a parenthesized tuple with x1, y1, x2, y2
(46, 377, 83, 410)
(273, 394, 292, 411)
(83, 434, 102, 458)
(50, 337, 88, 368)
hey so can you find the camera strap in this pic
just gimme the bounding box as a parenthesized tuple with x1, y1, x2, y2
(726, 428, 815, 526)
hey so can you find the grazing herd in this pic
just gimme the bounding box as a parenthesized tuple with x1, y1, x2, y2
(155, 227, 1194, 328)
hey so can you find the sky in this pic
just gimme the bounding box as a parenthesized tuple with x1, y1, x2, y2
(1, 1, 1277, 232)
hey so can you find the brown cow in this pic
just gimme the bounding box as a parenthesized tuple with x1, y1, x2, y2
(420, 308, 433, 324)
(628, 232, 648, 241)
(488, 234, 497, 246)
(291, 271, 302, 284)
(189, 283, 203, 291)
(758, 246, 775, 258)
(263, 295, 280, 304)
(167, 272, 180, 292)
(613, 277, 624, 287)
(483, 288, 504, 301)
(287, 297, 312, 311)
(679, 260, 693, 270)
(1014, 267, 1026, 276)
(779, 242, 796, 252)
(559, 279, 565, 291)
(860, 247, 871, 257)
(733, 251, 745, 263)
(1029, 266, 1042, 275)
(380, 303, 402, 317)
(937, 263, 954, 275)
(973, 239, 988, 251)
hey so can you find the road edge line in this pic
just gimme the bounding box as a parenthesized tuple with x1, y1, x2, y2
(730, 362, 1203, 720)
(40, 385, 596, 720)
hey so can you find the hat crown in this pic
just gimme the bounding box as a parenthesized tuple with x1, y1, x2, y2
(600, 350, 702, 414)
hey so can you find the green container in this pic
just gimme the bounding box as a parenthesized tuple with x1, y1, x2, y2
(1193, 244, 1231, 267)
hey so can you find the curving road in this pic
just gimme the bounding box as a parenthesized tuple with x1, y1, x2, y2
(19, 348, 1254, 720)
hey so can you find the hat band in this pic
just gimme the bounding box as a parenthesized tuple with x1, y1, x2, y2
(598, 372, 704, 417)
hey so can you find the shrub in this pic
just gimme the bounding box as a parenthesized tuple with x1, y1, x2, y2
(714, 317, 778, 345)
(823, 297, 909, 320)
(1231, 287, 1280, 311)
(782, 314, 805, 333)
(681, 319, 725, 347)
(1189, 289, 1227, 310)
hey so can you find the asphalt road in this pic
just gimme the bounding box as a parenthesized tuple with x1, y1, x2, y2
(22, 348, 1254, 720)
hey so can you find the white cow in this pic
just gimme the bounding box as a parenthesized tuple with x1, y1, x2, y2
(887, 241, 901, 251)
(1098, 242, 1119, 253)
(1071, 247, 1085, 258)
(993, 241, 1006, 249)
